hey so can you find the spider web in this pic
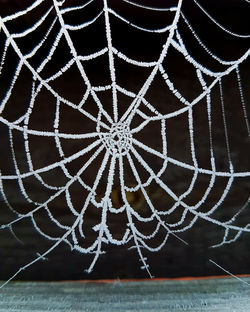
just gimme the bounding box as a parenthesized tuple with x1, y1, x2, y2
(0, 0, 250, 284)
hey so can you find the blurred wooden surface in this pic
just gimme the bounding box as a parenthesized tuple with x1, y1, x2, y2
(1, 277, 250, 311)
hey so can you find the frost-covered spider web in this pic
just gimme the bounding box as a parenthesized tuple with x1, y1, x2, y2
(0, 0, 250, 284)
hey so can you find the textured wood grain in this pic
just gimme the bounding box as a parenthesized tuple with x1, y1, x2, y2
(1, 278, 250, 311)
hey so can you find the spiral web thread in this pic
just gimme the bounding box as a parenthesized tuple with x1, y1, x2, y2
(0, 0, 250, 284)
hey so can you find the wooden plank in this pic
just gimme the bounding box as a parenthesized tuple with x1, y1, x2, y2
(1, 277, 250, 311)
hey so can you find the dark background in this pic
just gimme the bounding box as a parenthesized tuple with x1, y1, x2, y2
(0, 0, 250, 281)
